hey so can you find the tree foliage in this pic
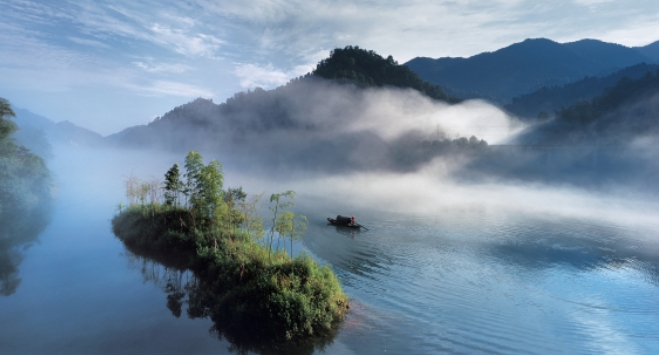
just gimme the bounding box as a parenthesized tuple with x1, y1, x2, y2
(163, 163, 182, 206)
(0, 98, 18, 140)
(268, 190, 296, 261)
(311, 46, 460, 103)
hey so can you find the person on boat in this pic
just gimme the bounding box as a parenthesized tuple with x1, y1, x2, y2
(351, 215, 355, 226)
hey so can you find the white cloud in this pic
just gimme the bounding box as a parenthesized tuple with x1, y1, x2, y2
(9, 1, 226, 59)
(67, 36, 111, 49)
(132, 61, 194, 74)
(149, 24, 223, 57)
(573, 0, 614, 6)
(234, 62, 312, 89)
(133, 80, 214, 98)
(594, 13, 659, 47)
(194, 0, 659, 62)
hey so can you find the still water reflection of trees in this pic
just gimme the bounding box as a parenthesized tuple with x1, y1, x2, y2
(124, 248, 340, 355)
(0, 206, 52, 296)
(1, 98, 53, 296)
(0, 190, 52, 297)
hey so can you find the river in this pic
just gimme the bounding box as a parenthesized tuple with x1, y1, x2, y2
(1, 145, 658, 354)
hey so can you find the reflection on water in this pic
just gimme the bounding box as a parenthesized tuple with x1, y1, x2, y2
(300, 206, 659, 354)
(0, 200, 52, 296)
(122, 246, 340, 355)
(329, 224, 365, 240)
(8, 138, 658, 355)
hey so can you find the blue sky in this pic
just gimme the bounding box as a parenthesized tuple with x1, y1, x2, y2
(2, 0, 659, 135)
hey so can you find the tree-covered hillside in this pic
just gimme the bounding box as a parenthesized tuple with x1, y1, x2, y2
(558, 69, 659, 125)
(506, 63, 659, 119)
(514, 68, 659, 145)
(108, 46, 481, 173)
(459, 69, 659, 190)
(312, 46, 460, 103)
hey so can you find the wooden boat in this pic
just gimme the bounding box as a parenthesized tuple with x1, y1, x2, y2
(327, 215, 362, 228)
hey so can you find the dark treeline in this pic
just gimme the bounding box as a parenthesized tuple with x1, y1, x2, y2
(311, 46, 460, 103)
(390, 134, 488, 171)
(0, 98, 53, 296)
(112, 152, 349, 347)
(506, 63, 659, 119)
(558, 69, 659, 126)
(517, 68, 659, 145)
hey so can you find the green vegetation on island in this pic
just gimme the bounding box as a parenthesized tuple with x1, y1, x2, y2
(0, 98, 53, 296)
(111, 152, 349, 345)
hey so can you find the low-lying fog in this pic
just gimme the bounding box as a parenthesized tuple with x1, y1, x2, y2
(52, 87, 659, 233)
(7, 86, 659, 354)
(107, 80, 659, 198)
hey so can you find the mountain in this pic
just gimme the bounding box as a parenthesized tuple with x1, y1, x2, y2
(311, 46, 459, 102)
(109, 48, 490, 173)
(635, 40, 659, 62)
(505, 62, 659, 119)
(12, 108, 106, 154)
(405, 38, 657, 103)
(456, 68, 659, 190)
(563, 39, 652, 69)
(110, 46, 465, 152)
(515, 67, 659, 145)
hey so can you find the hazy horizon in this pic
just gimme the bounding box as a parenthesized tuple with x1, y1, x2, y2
(3, 0, 659, 135)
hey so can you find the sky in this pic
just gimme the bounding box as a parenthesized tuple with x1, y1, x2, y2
(1, 0, 659, 135)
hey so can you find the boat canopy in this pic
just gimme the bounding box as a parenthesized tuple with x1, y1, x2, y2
(336, 215, 352, 224)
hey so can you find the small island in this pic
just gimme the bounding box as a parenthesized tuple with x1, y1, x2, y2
(112, 151, 349, 345)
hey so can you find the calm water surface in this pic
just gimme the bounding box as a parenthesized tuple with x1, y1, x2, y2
(1, 147, 658, 354)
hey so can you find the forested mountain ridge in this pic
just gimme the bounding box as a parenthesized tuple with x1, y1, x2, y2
(515, 68, 659, 145)
(311, 46, 460, 103)
(505, 63, 659, 119)
(457, 69, 659, 189)
(558, 69, 659, 125)
(405, 38, 658, 103)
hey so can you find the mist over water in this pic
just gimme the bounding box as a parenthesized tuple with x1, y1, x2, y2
(110, 79, 659, 199)
(2, 82, 659, 353)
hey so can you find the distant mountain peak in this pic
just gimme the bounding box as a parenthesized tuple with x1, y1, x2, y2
(405, 37, 658, 102)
